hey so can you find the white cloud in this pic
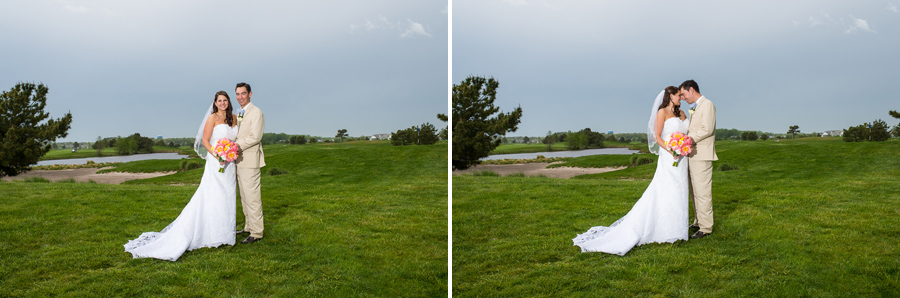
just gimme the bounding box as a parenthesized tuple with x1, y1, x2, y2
(889, 3, 899, 12)
(502, 0, 529, 6)
(809, 16, 822, 27)
(846, 16, 876, 34)
(351, 15, 432, 38)
(401, 19, 432, 38)
(64, 4, 89, 14)
(792, 20, 802, 26)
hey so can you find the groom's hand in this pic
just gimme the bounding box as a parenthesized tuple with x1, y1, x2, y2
(234, 143, 241, 152)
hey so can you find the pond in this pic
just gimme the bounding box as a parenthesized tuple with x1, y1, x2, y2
(483, 148, 639, 161)
(37, 153, 190, 166)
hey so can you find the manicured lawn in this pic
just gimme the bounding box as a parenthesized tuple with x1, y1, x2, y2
(1, 141, 447, 297)
(453, 138, 900, 296)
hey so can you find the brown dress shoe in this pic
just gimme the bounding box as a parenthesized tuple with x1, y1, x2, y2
(690, 231, 710, 239)
(241, 236, 261, 244)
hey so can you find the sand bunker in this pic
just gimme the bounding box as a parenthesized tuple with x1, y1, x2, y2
(2, 167, 175, 184)
(453, 162, 624, 179)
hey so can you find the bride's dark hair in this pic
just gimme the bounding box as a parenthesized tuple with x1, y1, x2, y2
(658, 86, 682, 118)
(212, 91, 235, 127)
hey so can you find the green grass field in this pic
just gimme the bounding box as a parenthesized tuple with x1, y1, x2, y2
(453, 138, 900, 296)
(1, 141, 447, 297)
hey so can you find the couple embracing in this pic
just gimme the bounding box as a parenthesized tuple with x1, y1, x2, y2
(573, 80, 717, 256)
(124, 82, 266, 261)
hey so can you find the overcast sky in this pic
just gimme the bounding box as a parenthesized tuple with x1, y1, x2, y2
(1, 1, 447, 142)
(453, 0, 900, 136)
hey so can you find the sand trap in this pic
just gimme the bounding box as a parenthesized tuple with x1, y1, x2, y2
(453, 162, 624, 179)
(2, 167, 175, 184)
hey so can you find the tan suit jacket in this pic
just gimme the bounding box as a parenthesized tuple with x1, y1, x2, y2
(687, 96, 718, 161)
(235, 102, 266, 168)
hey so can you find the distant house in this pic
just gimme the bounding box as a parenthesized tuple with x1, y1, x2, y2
(607, 130, 614, 135)
(823, 130, 843, 137)
(157, 135, 163, 139)
(371, 133, 391, 140)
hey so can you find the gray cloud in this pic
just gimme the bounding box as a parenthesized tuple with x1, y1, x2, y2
(1, 0, 448, 141)
(453, 1, 900, 136)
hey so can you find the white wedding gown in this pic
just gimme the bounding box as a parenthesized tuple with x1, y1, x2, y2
(124, 124, 238, 261)
(573, 117, 690, 255)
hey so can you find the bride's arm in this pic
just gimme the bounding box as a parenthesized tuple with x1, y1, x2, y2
(654, 110, 671, 153)
(201, 115, 216, 156)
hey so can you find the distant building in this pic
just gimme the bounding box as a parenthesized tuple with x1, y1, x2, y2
(823, 130, 843, 137)
(607, 130, 614, 135)
(372, 133, 391, 140)
(157, 135, 163, 139)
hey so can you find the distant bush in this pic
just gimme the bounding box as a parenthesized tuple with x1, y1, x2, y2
(290, 135, 308, 145)
(760, 134, 769, 141)
(630, 155, 654, 167)
(57, 178, 77, 183)
(391, 123, 439, 146)
(469, 170, 500, 177)
(179, 159, 203, 172)
(719, 164, 739, 171)
(268, 168, 289, 176)
(24, 177, 51, 183)
(566, 131, 587, 150)
(740, 131, 759, 141)
(843, 119, 890, 142)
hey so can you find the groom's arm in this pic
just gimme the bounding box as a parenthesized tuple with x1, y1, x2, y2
(236, 109, 265, 150)
(689, 102, 716, 143)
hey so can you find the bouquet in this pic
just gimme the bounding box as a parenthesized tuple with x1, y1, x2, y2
(667, 132, 693, 167)
(212, 138, 239, 173)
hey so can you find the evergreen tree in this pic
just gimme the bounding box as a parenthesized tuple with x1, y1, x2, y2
(417, 122, 439, 145)
(336, 129, 348, 143)
(441, 76, 522, 170)
(0, 83, 73, 177)
(787, 125, 800, 139)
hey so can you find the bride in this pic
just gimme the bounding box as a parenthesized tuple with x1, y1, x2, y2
(572, 86, 690, 255)
(124, 91, 239, 261)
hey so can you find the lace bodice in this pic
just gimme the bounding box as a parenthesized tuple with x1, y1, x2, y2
(210, 124, 238, 144)
(661, 117, 689, 142)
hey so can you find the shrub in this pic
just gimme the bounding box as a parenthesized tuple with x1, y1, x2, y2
(290, 135, 308, 145)
(268, 168, 289, 176)
(418, 122, 440, 145)
(469, 170, 500, 177)
(719, 164, 739, 171)
(843, 120, 890, 142)
(630, 155, 654, 167)
(760, 134, 769, 141)
(179, 159, 203, 171)
(24, 176, 51, 183)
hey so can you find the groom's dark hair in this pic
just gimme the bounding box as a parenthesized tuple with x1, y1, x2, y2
(236, 82, 252, 93)
(679, 80, 699, 93)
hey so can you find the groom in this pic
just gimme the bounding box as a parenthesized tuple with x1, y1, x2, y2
(234, 82, 266, 244)
(680, 80, 717, 239)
